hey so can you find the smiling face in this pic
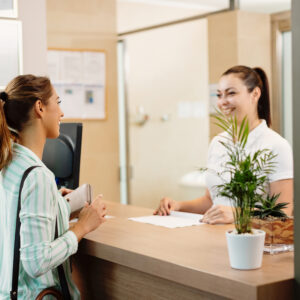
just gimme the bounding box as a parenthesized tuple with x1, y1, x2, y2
(42, 86, 64, 138)
(217, 74, 260, 125)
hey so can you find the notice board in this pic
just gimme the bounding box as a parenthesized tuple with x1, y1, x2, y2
(47, 49, 106, 119)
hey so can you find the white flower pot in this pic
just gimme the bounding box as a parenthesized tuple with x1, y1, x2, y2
(226, 229, 266, 270)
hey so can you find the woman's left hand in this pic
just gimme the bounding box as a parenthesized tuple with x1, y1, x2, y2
(201, 205, 234, 224)
(59, 187, 73, 196)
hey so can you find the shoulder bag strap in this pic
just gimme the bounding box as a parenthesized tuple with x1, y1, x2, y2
(10, 166, 40, 300)
(55, 219, 72, 300)
(10, 166, 72, 300)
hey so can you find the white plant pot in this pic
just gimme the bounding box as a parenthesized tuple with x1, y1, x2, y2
(226, 229, 266, 270)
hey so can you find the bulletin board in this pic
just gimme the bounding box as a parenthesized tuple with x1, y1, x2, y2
(47, 48, 107, 120)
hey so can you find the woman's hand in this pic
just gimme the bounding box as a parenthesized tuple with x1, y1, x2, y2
(201, 205, 234, 224)
(59, 187, 73, 197)
(70, 194, 106, 241)
(153, 197, 180, 216)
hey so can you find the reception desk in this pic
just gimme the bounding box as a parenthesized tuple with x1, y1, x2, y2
(72, 201, 294, 300)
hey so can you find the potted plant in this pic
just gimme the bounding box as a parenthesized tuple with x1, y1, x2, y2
(211, 112, 278, 269)
(251, 194, 294, 253)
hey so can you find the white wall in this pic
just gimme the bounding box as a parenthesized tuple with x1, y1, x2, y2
(124, 19, 209, 208)
(18, 0, 47, 75)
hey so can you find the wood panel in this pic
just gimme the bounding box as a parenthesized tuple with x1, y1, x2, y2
(72, 254, 229, 300)
(72, 201, 294, 300)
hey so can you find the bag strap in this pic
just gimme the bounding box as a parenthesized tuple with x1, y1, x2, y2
(10, 166, 71, 300)
(10, 166, 39, 300)
(35, 287, 64, 300)
(55, 221, 71, 300)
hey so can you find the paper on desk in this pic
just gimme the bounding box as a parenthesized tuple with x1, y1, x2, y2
(128, 211, 203, 228)
(105, 215, 115, 219)
(69, 215, 114, 223)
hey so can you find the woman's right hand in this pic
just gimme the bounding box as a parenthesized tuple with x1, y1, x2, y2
(153, 197, 180, 216)
(70, 195, 106, 241)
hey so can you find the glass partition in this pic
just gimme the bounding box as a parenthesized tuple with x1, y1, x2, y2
(282, 30, 292, 146)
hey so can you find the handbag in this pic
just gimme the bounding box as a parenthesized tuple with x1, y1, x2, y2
(64, 183, 92, 217)
(35, 288, 63, 300)
(10, 166, 71, 300)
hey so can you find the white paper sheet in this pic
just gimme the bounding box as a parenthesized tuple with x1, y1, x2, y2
(69, 215, 114, 223)
(83, 51, 106, 85)
(105, 215, 115, 219)
(81, 85, 105, 119)
(57, 84, 85, 118)
(60, 51, 83, 84)
(47, 51, 61, 84)
(128, 211, 203, 228)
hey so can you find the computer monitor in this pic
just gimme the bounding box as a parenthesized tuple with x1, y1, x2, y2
(42, 123, 83, 189)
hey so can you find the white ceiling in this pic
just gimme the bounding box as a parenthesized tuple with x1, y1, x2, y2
(117, 0, 291, 33)
(118, 0, 291, 14)
(118, 0, 227, 11)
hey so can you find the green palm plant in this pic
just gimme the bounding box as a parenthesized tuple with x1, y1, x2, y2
(251, 194, 288, 219)
(212, 111, 277, 234)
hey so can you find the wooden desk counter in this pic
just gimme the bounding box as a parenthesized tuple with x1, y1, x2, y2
(72, 201, 294, 300)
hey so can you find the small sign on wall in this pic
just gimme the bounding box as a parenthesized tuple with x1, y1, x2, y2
(47, 49, 107, 120)
(209, 83, 218, 115)
(177, 101, 207, 119)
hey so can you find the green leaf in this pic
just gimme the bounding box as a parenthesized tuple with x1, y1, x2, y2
(211, 110, 282, 233)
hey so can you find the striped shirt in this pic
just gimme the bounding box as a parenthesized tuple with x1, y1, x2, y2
(0, 143, 80, 299)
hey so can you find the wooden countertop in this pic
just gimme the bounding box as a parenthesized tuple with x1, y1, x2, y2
(78, 201, 294, 300)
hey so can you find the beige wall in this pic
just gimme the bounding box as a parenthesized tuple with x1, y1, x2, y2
(208, 10, 271, 139)
(117, 1, 205, 33)
(47, 0, 120, 202)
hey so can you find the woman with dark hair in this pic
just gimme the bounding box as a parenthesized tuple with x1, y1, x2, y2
(0, 75, 107, 299)
(154, 65, 293, 224)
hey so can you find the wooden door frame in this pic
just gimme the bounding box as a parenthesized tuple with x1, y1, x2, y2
(271, 11, 291, 133)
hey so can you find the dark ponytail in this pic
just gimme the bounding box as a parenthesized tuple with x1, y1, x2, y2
(0, 75, 52, 170)
(222, 65, 271, 127)
(0, 93, 12, 170)
(253, 67, 271, 127)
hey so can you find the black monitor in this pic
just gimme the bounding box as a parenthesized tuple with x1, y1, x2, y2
(42, 123, 83, 189)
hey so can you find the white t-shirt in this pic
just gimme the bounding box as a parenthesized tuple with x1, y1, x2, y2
(205, 120, 293, 206)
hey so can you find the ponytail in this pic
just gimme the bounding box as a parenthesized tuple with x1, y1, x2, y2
(0, 75, 52, 170)
(253, 67, 271, 127)
(0, 92, 12, 170)
(222, 65, 271, 127)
